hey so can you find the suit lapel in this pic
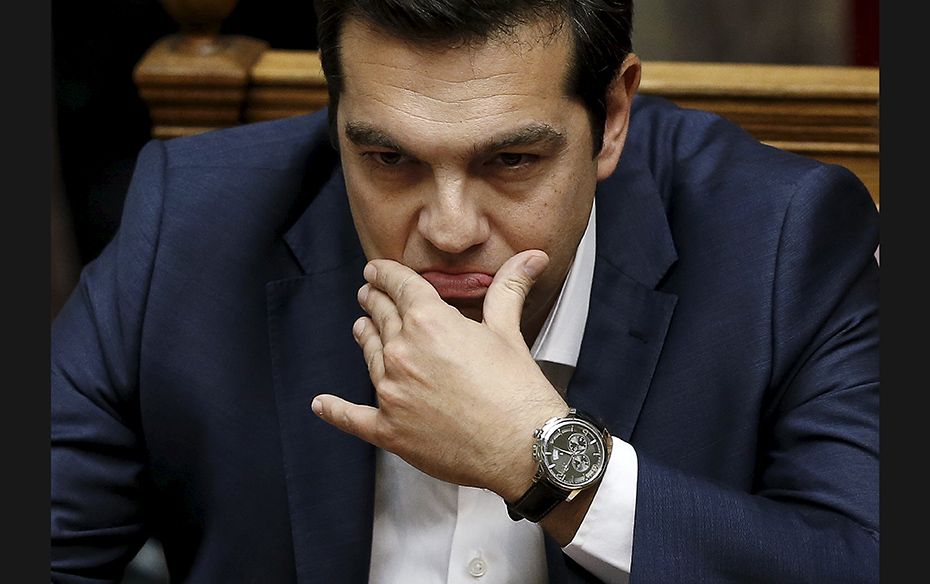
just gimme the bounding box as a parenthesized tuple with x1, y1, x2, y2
(568, 258, 677, 442)
(569, 135, 679, 442)
(267, 168, 377, 583)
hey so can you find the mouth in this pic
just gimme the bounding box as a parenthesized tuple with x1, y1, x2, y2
(419, 271, 494, 300)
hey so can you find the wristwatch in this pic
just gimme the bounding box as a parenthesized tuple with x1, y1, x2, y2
(507, 408, 612, 522)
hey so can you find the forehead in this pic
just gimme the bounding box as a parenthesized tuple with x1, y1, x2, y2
(337, 17, 578, 145)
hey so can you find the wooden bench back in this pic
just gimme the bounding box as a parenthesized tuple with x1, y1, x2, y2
(135, 38, 879, 206)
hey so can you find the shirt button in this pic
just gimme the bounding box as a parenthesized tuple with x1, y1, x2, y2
(467, 556, 488, 578)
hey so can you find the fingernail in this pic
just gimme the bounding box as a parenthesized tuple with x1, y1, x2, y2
(523, 254, 547, 279)
(353, 318, 366, 337)
(357, 284, 370, 304)
(311, 397, 324, 416)
(363, 263, 377, 282)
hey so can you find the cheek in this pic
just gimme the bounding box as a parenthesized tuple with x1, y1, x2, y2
(518, 175, 594, 288)
(344, 173, 415, 259)
(500, 171, 594, 254)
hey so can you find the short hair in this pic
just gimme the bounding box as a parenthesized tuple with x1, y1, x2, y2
(313, 0, 634, 155)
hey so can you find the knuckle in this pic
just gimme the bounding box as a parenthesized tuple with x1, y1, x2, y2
(378, 313, 400, 337)
(503, 277, 530, 298)
(338, 407, 356, 435)
(404, 305, 436, 331)
(375, 381, 400, 408)
(372, 291, 394, 317)
(380, 342, 409, 372)
(366, 409, 397, 450)
(383, 321, 402, 338)
(365, 347, 382, 373)
(396, 273, 419, 303)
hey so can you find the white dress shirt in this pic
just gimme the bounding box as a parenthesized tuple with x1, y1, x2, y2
(369, 201, 638, 583)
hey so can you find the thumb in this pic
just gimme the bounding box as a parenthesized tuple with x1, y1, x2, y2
(482, 250, 549, 336)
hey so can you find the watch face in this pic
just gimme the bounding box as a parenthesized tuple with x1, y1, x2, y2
(539, 418, 606, 490)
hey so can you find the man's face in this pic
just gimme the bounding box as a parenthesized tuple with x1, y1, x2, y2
(337, 18, 602, 337)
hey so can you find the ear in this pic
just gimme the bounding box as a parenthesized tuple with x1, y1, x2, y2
(595, 53, 642, 181)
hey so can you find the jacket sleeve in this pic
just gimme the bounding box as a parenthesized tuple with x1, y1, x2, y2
(630, 164, 880, 583)
(51, 140, 167, 583)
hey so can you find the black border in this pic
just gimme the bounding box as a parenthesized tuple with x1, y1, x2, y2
(9, 0, 52, 581)
(878, 1, 909, 582)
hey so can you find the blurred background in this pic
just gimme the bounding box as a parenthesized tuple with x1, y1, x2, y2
(50, 1, 878, 581)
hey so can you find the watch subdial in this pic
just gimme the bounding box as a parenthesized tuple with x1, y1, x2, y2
(568, 432, 588, 453)
(570, 453, 592, 473)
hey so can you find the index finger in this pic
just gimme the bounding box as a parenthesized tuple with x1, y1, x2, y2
(364, 259, 441, 315)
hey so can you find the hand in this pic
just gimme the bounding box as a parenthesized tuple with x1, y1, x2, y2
(311, 250, 569, 500)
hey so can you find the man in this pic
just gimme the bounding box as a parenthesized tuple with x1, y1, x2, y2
(51, 1, 879, 582)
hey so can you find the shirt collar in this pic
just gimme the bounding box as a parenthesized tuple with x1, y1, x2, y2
(529, 199, 596, 368)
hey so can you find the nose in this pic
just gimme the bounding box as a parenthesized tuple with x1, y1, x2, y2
(417, 176, 490, 254)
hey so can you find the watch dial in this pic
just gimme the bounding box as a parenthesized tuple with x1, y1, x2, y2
(542, 421, 604, 489)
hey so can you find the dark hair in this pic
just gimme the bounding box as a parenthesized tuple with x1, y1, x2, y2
(313, 0, 634, 155)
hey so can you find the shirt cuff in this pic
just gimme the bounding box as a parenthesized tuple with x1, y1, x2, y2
(561, 436, 637, 584)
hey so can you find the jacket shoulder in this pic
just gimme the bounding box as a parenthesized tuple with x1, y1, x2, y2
(628, 95, 828, 208)
(161, 108, 335, 172)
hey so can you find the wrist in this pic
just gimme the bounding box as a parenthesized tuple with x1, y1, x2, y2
(496, 403, 570, 502)
(505, 407, 612, 523)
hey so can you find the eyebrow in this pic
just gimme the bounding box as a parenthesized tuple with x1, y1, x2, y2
(344, 122, 410, 155)
(474, 123, 567, 154)
(343, 121, 567, 157)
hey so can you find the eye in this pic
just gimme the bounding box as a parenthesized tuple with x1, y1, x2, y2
(498, 153, 529, 167)
(493, 153, 540, 170)
(372, 151, 406, 166)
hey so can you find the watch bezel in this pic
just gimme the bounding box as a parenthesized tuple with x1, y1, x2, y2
(534, 412, 609, 491)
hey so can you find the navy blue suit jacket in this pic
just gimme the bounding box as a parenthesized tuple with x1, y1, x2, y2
(51, 96, 879, 583)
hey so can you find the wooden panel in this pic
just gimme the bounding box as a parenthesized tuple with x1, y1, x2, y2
(249, 50, 326, 84)
(638, 61, 879, 99)
(152, 126, 227, 140)
(244, 50, 329, 121)
(134, 34, 269, 136)
(136, 46, 879, 206)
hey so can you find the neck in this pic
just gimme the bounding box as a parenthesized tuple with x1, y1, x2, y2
(520, 279, 563, 351)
